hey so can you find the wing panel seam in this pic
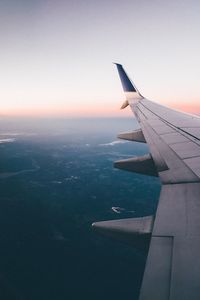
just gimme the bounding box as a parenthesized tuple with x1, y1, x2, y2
(139, 101, 200, 145)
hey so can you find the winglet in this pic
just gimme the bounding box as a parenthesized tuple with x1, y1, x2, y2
(114, 63, 137, 92)
(114, 63, 143, 109)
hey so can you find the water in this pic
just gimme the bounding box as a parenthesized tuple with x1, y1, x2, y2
(0, 117, 161, 300)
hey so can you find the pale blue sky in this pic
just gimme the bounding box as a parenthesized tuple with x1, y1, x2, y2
(0, 0, 200, 116)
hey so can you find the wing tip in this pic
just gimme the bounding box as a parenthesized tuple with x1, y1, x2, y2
(114, 63, 137, 93)
(113, 62, 122, 66)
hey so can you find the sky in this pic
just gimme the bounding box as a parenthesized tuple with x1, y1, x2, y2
(0, 0, 200, 117)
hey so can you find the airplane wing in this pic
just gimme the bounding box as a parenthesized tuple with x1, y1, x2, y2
(93, 64, 200, 300)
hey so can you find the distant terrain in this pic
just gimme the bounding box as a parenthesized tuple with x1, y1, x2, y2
(0, 117, 160, 300)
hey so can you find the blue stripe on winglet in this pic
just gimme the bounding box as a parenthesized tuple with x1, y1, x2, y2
(114, 63, 137, 92)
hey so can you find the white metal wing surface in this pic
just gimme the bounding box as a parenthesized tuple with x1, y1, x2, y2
(117, 64, 200, 300)
(93, 64, 200, 300)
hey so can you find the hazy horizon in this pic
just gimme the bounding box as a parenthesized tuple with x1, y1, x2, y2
(0, 100, 200, 118)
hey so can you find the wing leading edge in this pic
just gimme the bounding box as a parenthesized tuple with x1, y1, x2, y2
(93, 64, 200, 300)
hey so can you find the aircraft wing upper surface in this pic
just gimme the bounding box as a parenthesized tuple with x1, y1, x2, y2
(114, 64, 200, 300)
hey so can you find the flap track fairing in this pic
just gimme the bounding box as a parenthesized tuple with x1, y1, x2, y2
(114, 154, 158, 177)
(118, 129, 146, 143)
(92, 215, 154, 250)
